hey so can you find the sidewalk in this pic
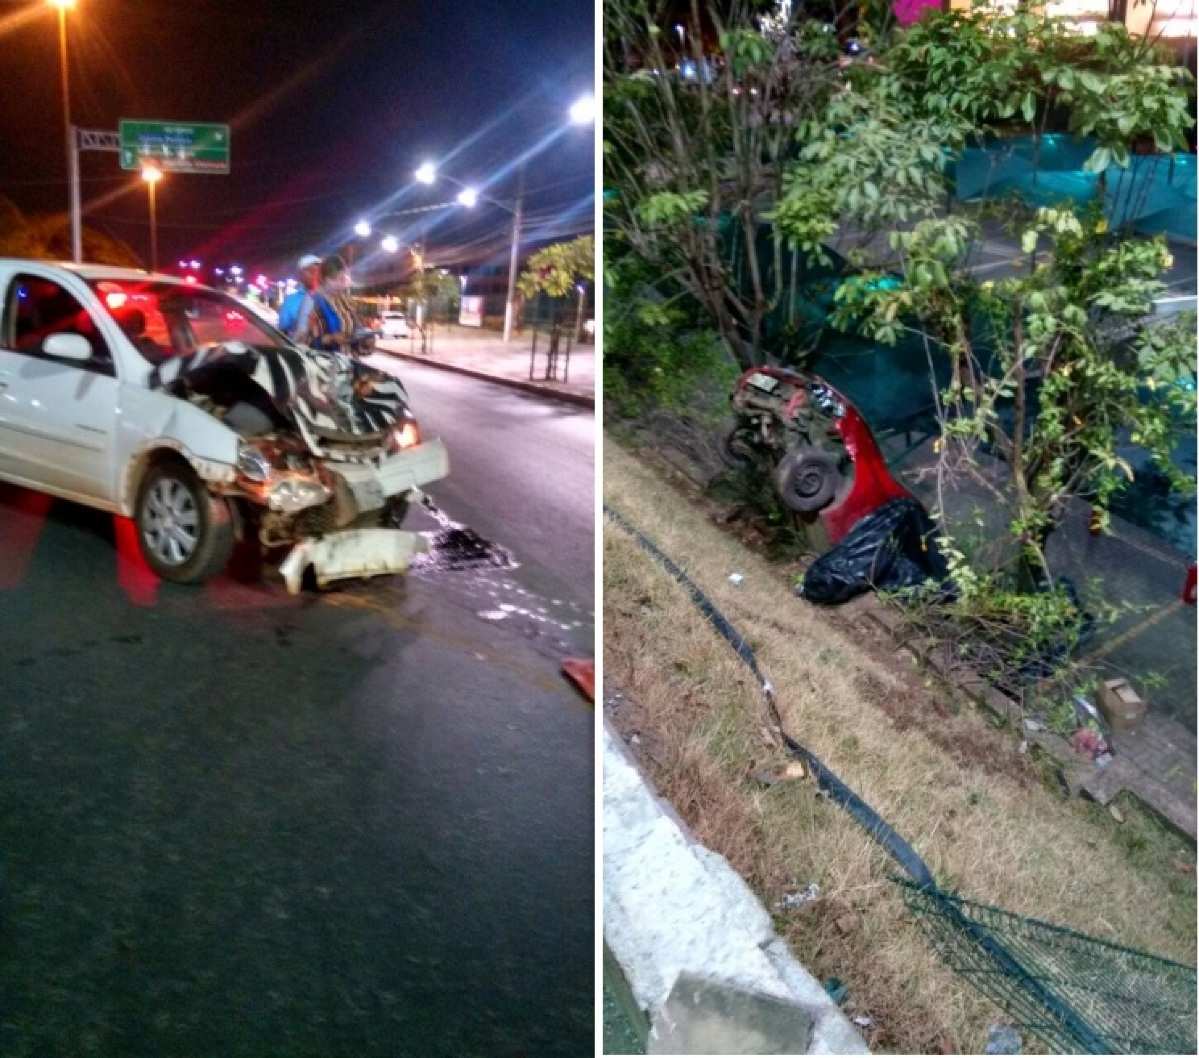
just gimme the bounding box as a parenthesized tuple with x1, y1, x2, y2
(886, 433, 1197, 840)
(375, 323, 595, 408)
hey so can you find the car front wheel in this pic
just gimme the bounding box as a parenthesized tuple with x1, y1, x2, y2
(774, 445, 843, 513)
(135, 460, 236, 583)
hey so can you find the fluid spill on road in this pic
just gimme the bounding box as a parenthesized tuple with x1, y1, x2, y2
(409, 491, 518, 575)
(405, 491, 590, 658)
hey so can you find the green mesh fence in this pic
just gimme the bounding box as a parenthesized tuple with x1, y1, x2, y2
(897, 879, 1197, 1055)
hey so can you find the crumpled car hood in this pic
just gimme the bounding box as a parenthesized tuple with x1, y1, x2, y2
(151, 342, 409, 443)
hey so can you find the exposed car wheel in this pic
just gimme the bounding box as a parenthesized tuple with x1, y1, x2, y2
(135, 460, 236, 584)
(721, 427, 758, 469)
(774, 445, 842, 513)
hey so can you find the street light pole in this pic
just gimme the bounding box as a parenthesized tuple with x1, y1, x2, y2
(50, 0, 81, 262)
(502, 169, 524, 343)
(141, 164, 162, 272)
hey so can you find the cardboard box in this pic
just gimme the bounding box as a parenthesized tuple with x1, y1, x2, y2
(1097, 678, 1147, 732)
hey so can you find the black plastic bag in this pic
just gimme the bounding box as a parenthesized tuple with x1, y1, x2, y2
(799, 497, 948, 605)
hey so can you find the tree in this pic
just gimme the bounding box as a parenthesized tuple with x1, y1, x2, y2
(0, 198, 141, 267)
(517, 234, 595, 298)
(771, 8, 1196, 582)
(604, 0, 844, 369)
(518, 234, 595, 338)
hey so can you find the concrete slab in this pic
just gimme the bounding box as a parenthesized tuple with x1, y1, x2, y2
(648, 973, 814, 1055)
(602, 720, 869, 1055)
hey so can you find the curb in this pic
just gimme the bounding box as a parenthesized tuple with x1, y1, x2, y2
(378, 348, 595, 409)
(603, 718, 869, 1055)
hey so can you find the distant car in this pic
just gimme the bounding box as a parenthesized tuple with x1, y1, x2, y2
(380, 311, 410, 339)
(0, 259, 449, 591)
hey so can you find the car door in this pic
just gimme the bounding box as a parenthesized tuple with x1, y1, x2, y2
(0, 272, 120, 503)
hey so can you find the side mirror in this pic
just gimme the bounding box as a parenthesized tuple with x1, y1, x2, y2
(42, 332, 93, 362)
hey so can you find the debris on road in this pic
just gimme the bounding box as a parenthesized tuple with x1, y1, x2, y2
(983, 1023, 1023, 1054)
(728, 572, 744, 586)
(750, 760, 809, 786)
(775, 881, 821, 911)
(561, 657, 595, 701)
(1070, 727, 1109, 760)
(822, 976, 848, 1005)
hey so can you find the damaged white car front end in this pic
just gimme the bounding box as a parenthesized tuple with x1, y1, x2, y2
(151, 332, 450, 592)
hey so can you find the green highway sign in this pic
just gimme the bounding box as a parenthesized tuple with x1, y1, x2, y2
(119, 120, 230, 174)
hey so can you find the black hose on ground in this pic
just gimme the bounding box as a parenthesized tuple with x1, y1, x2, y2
(603, 503, 934, 888)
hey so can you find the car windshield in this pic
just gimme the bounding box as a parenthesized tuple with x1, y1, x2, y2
(88, 279, 291, 365)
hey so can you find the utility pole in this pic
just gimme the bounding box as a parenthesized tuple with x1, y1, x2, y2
(53, 2, 82, 262)
(502, 168, 525, 343)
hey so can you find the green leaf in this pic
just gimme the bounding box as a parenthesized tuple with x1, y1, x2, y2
(1082, 146, 1111, 173)
(1021, 91, 1036, 123)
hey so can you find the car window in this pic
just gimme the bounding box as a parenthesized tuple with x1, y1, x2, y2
(2, 274, 114, 374)
(89, 279, 291, 366)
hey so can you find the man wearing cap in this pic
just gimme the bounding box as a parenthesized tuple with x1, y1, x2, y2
(277, 254, 323, 342)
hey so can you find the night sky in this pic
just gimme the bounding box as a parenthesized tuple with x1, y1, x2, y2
(0, 0, 595, 281)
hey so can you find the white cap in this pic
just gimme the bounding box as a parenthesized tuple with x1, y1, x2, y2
(297, 254, 321, 270)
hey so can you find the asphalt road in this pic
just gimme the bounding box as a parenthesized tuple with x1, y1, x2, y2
(0, 361, 595, 1057)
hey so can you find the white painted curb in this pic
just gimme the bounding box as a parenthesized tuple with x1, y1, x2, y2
(603, 719, 870, 1054)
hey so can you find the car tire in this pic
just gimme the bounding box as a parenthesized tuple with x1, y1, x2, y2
(774, 445, 841, 513)
(721, 427, 758, 469)
(135, 459, 236, 584)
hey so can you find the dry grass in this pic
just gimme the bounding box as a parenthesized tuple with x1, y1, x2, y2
(603, 437, 1196, 1054)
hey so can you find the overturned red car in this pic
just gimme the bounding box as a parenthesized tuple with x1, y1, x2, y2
(726, 366, 944, 604)
(728, 366, 910, 541)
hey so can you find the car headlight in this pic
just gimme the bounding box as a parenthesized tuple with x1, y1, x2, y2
(237, 443, 272, 483)
(268, 477, 332, 513)
(388, 419, 421, 453)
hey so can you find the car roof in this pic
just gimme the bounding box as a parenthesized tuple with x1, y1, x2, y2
(0, 258, 186, 285)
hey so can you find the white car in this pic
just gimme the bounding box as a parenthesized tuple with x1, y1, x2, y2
(0, 259, 449, 592)
(379, 310, 410, 339)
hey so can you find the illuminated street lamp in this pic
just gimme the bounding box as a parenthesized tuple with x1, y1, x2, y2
(381, 235, 400, 254)
(568, 94, 595, 125)
(456, 187, 479, 208)
(140, 163, 163, 272)
(48, 0, 79, 261)
(414, 161, 436, 185)
(354, 219, 371, 238)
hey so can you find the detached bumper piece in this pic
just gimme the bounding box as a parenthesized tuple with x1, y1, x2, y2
(280, 527, 428, 595)
(334, 439, 450, 515)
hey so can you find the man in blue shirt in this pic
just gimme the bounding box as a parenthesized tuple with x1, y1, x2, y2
(277, 253, 323, 342)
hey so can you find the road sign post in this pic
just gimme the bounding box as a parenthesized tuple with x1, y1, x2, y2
(118, 120, 230, 174)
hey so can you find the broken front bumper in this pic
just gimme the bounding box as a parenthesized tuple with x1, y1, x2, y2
(333, 438, 449, 516)
(279, 527, 428, 594)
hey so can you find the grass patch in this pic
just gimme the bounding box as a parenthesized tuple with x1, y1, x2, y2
(603, 437, 1196, 1054)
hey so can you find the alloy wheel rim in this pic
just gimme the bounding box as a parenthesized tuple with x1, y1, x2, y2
(142, 477, 199, 566)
